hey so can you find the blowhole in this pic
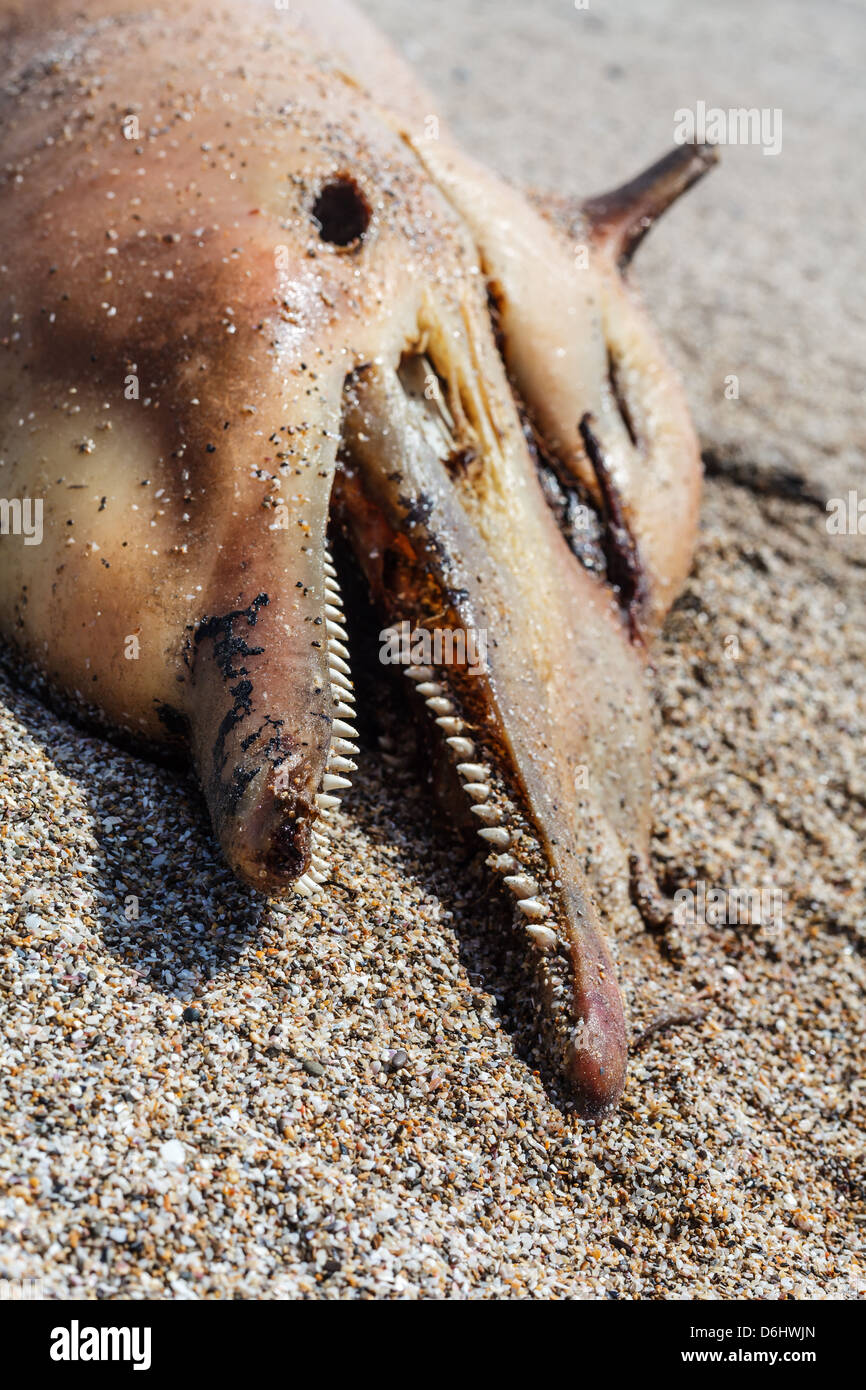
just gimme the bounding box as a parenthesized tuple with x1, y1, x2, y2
(311, 176, 371, 247)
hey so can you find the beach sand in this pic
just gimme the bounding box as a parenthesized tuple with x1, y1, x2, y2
(1, 0, 863, 1298)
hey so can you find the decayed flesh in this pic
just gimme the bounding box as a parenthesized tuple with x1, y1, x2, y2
(0, 0, 713, 1115)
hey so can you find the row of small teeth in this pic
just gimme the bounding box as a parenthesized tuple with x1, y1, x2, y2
(295, 548, 358, 899)
(404, 664, 558, 951)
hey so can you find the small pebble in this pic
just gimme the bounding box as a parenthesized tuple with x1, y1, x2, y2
(159, 1140, 185, 1169)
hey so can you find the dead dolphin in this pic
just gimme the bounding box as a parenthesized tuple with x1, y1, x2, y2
(0, 0, 716, 1115)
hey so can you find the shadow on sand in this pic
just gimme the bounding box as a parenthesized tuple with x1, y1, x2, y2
(1, 653, 579, 1113)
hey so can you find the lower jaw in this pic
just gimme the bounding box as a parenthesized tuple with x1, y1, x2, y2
(314, 466, 628, 1116)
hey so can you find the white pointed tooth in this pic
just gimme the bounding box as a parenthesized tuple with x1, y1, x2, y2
(436, 717, 463, 735)
(465, 783, 490, 803)
(486, 853, 517, 874)
(327, 755, 356, 773)
(326, 620, 349, 640)
(322, 773, 352, 791)
(329, 654, 352, 676)
(517, 897, 550, 921)
(324, 603, 344, 619)
(456, 763, 487, 782)
(426, 697, 453, 716)
(504, 874, 539, 900)
(323, 560, 337, 578)
(470, 803, 500, 825)
(309, 866, 327, 884)
(324, 575, 340, 591)
(311, 855, 329, 872)
(329, 639, 351, 660)
(447, 737, 475, 759)
(525, 922, 557, 950)
(332, 702, 356, 719)
(415, 682, 443, 698)
(405, 665, 435, 682)
(316, 793, 341, 811)
(333, 720, 358, 739)
(332, 737, 359, 755)
(330, 671, 354, 693)
(295, 875, 315, 897)
(478, 826, 510, 848)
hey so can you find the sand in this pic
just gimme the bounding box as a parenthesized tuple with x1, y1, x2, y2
(0, 0, 863, 1299)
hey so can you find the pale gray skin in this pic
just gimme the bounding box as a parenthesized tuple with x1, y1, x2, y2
(0, 0, 713, 1114)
